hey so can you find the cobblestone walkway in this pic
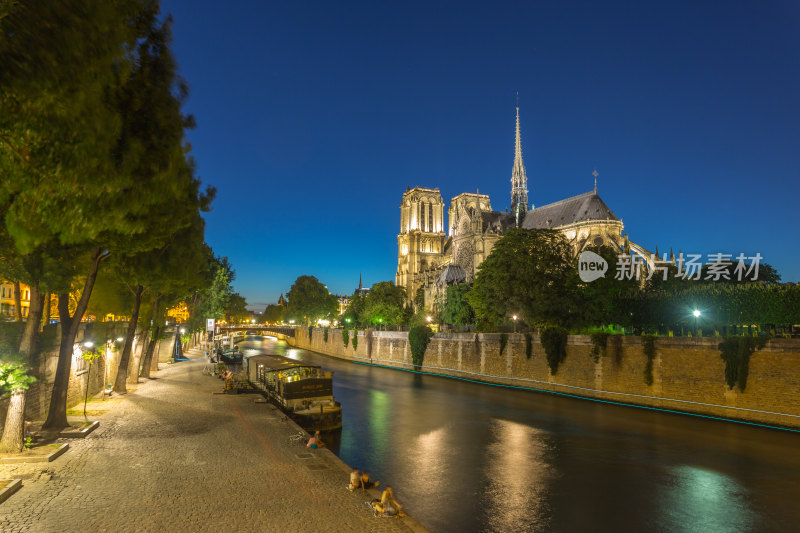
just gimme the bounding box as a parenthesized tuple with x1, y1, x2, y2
(0, 347, 423, 532)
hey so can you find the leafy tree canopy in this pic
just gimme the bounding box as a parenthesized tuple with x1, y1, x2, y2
(441, 283, 475, 327)
(286, 275, 338, 325)
(361, 281, 407, 327)
(468, 229, 581, 329)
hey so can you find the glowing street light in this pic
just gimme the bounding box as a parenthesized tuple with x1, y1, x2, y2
(84, 341, 94, 348)
(693, 309, 701, 336)
(512, 314, 518, 333)
(693, 309, 701, 318)
(426, 316, 432, 323)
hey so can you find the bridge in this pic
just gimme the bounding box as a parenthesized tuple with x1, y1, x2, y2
(216, 324, 296, 338)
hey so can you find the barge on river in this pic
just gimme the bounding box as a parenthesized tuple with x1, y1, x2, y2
(246, 354, 342, 431)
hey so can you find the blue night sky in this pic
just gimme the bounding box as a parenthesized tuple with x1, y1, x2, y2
(160, 0, 800, 310)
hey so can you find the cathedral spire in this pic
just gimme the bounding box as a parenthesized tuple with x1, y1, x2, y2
(358, 273, 363, 290)
(510, 99, 529, 227)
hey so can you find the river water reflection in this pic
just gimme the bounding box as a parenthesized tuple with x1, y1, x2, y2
(240, 337, 800, 532)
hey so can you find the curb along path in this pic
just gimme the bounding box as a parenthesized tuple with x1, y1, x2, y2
(0, 346, 427, 533)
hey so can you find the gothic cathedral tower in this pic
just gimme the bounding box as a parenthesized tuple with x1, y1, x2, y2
(396, 187, 445, 300)
(510, 105, 529, 227)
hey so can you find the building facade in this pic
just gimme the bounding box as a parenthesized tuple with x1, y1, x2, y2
(0, 281, 30, 319)
(396, 106, 631, 307)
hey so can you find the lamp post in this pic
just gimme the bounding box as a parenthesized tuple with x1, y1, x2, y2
(693, 309, 701, 336)
(512, 315, 518, 333)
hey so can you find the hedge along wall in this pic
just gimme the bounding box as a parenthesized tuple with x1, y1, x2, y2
(287, 328, 800, 429)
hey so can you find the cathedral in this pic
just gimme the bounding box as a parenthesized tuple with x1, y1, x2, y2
(395, 106, 632, 307)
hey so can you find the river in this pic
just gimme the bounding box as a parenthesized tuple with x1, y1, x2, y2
(239, 336, 800, 532)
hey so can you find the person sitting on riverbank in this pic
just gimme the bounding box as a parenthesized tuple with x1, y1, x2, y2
(307, 433, 324, 449)
(348, 468, 361, 490)
(372, 486, 403, 517)
(359, 471, 380, 491)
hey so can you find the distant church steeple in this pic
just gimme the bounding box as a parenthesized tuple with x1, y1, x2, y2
(510, 97, 529, 227)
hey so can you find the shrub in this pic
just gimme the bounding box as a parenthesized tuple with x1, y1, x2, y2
(499, 332, 508, 355)
(590, 331, 609, 363)
(541, 326, 567, 375)
(524, 333, 532, 359)
(307, 326, 313, 341)
(351, 330, 358, 351)
(342, 329, 349, 348)
(718, 336, 767, 391)
(409, 325, 433, 370)
(641, 334, 657, 386)
(323, 327, 329, 343)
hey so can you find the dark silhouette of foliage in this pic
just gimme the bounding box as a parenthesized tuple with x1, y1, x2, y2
(718, 336, 767, 391)
(499, 333, 508, 355)
(409, 325, 433, 370)
(641, 334, 657, 385)
(541, 326, 568, 375)
(590, 331, 609, 363)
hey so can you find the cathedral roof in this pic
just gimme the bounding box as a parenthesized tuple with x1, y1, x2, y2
(521, 191, 619, 230)
(481, 211, 515, 233)
(437, 264, 467, 285)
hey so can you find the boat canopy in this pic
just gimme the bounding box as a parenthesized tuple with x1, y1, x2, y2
(247, 354, 320, 373)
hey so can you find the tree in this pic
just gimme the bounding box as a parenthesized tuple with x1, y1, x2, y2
(1, 1, 212, 429)
(468, 229, 581, 329)
(189, 254, 234, 330)
(286, 276, 338, 325)
(263, 304, 284, 324)
(224, 293, 249, 323)
(343, 292, 366, 326)
(441, 284, 475, 327)
(577, 245, 639, 327)
(361, 281, 407, 327)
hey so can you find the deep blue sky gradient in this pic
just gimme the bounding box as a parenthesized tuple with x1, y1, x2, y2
(160, 0, 800, 310)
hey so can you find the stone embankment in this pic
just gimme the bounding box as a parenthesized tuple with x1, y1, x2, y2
(0, 346, 427, 532)
(288, 327, 800, 430)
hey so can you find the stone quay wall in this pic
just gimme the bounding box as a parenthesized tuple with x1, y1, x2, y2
(287, 327, 800, 429)
(0, 323, 177, 427)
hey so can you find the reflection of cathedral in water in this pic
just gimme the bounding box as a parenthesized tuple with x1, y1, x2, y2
(395, 106, 634, 306)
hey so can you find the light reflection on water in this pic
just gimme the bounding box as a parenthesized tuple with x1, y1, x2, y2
(657, 466, 754, 533)
(483, 420, 553, 532)
(238, 337, 800, 533)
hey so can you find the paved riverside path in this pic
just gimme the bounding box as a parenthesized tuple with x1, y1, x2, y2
(0, 347, 424, 533)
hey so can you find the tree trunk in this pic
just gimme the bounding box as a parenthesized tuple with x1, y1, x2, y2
(42, 248, 105, 430)
(150, 334, 161, 372)
(139, 298, 159, 379)
(13, 280, 21, 322)
(0, 391, 25, 453)
(113, 284, 143, 393)
(43, 292, 51, 326)
(0, 281, 44, 452)
(19, 283, 44, 358)
(127, 329, 148, 385)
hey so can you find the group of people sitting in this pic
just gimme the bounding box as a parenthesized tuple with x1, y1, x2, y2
(348, 468, 405, 517)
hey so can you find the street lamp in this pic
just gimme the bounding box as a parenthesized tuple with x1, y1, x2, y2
(693, 309, 701, 335)
(426, 316, 432, 323)
(512, 315, 518, 333)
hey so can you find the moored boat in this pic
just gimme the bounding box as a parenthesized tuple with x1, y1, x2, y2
(246, 354, 342, 431)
